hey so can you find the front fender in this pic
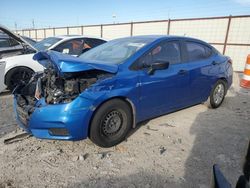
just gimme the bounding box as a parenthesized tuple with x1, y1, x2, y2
(79, 74, 140, 125)
(4, 54, 44, 75)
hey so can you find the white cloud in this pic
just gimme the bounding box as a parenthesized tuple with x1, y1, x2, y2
(233, 0, 250, 5)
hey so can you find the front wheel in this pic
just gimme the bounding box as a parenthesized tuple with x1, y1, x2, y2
(207, 80, 227, 108)
(5, 67, 34, 91)
(89, 99, 132, 148)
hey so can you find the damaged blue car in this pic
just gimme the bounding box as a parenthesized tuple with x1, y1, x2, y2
(13, 35, 233, 147)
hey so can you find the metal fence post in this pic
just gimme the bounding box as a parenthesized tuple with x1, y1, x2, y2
(81, 26, 84, 35)
(167, 19, 171, 35)
(67, 27, 69, 35)
(35, 29, 37, 41)
(223, 15, 232, 55)
(130, 22, 133, 36)
(44, 29, 46, 39)
(100, 25, 103, 38)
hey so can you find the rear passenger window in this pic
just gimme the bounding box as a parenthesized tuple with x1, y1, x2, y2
(0, 38, 10, 48)
(186, 42, 212, 61)
(9, 38, 20, 47)
(85, 38, 106, 48)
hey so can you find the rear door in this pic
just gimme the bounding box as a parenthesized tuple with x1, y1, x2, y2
(182, 40, 217, 103)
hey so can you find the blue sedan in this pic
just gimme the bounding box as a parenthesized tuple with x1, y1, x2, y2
(14, 35, 233, 147)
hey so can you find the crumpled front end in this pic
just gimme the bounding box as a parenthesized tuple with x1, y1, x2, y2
(14, 93, 95, 140)
(13, 51, 116, 140)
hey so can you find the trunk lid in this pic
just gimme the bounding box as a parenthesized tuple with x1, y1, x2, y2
(0, 25, 37, 52)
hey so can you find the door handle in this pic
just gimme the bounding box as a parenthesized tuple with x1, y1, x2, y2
(178, 69, 188, 75)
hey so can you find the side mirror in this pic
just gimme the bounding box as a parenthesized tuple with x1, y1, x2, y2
(147, 61, 169, 75)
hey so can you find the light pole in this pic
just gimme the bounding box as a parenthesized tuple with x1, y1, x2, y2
(112, 14, 116, 24)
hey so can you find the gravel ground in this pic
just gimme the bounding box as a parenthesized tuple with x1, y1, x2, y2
(0, 73, 249, 188)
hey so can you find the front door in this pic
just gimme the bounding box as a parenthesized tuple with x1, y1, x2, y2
(136, 40, 190, 121)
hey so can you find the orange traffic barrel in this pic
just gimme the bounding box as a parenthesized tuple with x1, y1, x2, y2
(240, 55, 250, 89)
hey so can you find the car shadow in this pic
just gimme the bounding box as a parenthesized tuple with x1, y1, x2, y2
(68, 171, 178, 188)
(182, 94, 250, 187)
(67, 93, 250, 187)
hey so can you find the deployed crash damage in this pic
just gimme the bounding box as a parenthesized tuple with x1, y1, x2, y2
(37, 68, 108, 104)
(14, 51, 116, 129)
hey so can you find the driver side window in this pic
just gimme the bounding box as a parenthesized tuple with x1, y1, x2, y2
(138, 41, 181, 68)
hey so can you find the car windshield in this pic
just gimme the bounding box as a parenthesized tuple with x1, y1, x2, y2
(33, 37, 61, 51)
(79, 37, 155, 64)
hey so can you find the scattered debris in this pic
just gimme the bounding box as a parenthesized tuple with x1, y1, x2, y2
(158, 123, 175, 127)
(83, 153, 89, 160)
(42, 160, 58, 168)
(79, 155, 84, 161)
(4, 133, 31, 145)
(178, 138, 182, 144)
(146, 126, 158, 131)
(79, 153, 89, 161)
(115, 145, 127, 152)
(159, 146, 167, 155)
(72, 156, 79, 162)
(36, 146, 41, 151)
(143, 132, 150, 136)
(98, 151, 112, 159)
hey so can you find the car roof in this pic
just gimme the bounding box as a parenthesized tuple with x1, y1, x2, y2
(118, 35, 208, 43)
(55, 35, 106, 41)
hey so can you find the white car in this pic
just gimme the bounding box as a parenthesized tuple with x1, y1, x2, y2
(0, 60, 6, 92)
(0, 26, 106, 92)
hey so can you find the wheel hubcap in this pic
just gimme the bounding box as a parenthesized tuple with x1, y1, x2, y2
(102, 110, 123, 136)
(11, 70, 32, 86)
(213, 84, 225, 105)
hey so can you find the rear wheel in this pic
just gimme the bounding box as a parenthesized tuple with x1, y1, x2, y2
(207, 80, 227, 108)
(90, 99, 132, 147)
(5, 67, 34, 91)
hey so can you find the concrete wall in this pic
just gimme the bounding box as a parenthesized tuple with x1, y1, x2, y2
(103, 24, 131, 39)
(17, 15, 250, 71)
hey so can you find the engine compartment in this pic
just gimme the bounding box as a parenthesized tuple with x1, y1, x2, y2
(15, 67, 113, 105)
(41, 68, 108, 104)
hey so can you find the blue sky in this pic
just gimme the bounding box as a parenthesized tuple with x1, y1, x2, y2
(1, 0, 250, 30)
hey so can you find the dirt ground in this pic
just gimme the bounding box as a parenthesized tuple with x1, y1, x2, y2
(0, 73, 249, 188)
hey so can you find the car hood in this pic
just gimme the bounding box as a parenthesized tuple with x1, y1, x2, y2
(33, 51, 118, 75)
(0, 25, 37, 52)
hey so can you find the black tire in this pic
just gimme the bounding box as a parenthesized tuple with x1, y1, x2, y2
(90, 99, 132, 147)
(5, 67, 34, 91)
(207, 80, 227, 109)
